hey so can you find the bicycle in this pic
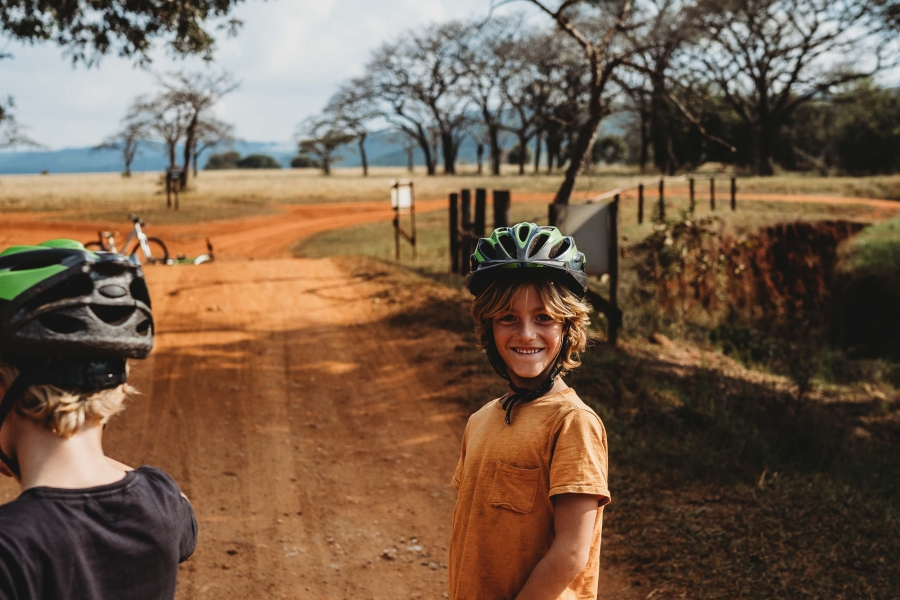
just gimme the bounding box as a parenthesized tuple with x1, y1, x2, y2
(84, 214, 169, 265)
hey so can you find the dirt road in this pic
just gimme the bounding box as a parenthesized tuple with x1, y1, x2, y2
(1, 191, 896, 262)
(0, 258, 640, 598)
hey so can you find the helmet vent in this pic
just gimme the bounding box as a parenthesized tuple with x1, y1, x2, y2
(39, 314, 87, 334)
(527, 233, 550, 257)
(129, 279, 151, 306)
(136, 319, 152, 336)
(517, 226, 530, 243)
(92, 262, 128, 278)
(499, 234, 517, 258)
(548, 239, 571, 259)
(478, 241, 497, 261)
(25, 274, 93, 310)
(90, 305, 136, 326)
(9, 256, 64, 271)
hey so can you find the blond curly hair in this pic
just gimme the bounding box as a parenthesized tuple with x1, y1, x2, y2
(0, 361, 132, 438)
(471, 277, 592, 375)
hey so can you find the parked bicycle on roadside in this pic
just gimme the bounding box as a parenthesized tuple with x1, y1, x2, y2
(84, 214, 169, 265)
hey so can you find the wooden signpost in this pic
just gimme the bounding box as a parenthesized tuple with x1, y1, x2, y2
(391, 180, 417, 260)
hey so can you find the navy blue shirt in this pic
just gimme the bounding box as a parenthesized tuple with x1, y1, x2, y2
(0, 466, 197, 599)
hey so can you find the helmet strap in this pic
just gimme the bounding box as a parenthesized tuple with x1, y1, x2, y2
(497, 334, 569, 425)
(0, 372, 32, 478)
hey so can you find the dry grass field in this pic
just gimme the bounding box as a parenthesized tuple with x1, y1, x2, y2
(2, 166, 898, 226)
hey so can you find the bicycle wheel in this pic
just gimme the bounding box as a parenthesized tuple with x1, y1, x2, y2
(84, 241, 106, 252)
(130, 237, 169, 265)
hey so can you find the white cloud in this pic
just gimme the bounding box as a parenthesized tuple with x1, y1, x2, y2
(2, 0, 503, 149)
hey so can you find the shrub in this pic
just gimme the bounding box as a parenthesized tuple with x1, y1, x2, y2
(204, 151, 241, 170)
(290, 154, 321, 168)
(236, 154, 281, 169)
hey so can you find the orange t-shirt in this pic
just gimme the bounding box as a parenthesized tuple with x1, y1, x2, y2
(449, 387, 611, 600)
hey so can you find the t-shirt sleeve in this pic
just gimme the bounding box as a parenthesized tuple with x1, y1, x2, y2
(548, 408, 611, 506)
(451, 424, 468, 491)
(178, 493, 198, 563)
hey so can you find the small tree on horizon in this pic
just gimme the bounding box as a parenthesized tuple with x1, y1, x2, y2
(296, 117, 355, 175)
(95, 121, 146, 177)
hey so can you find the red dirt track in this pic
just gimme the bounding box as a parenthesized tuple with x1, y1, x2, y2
(0, 192, 895, 598)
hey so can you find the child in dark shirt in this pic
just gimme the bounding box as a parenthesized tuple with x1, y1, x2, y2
(0, 240, 196, 599)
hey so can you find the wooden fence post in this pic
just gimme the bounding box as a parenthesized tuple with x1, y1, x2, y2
(474, 188, 486, 237)
(689, 177, 696, 213)
(493, 190, 511, 229)
(609, 195, 620, 345)
(710, 178, 716, 211)
(658, 178, 665, 221)
(449, 193, 459, 274)
(731, 177, 737, 211)
(638, 184, 644, 224)
(461, 189, 472, 273)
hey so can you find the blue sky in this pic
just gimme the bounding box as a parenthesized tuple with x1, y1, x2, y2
(2, 0, 521, 150)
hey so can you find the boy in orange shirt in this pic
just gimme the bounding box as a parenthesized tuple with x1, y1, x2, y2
(450, 223, 610, 600)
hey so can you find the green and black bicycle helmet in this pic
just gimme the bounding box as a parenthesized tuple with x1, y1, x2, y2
(0, 240, 153, 475)
(467, 223, 588, 425)
(468, 222, 588, 298)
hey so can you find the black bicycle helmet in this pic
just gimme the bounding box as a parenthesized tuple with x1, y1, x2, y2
(467, 223, 588, 424)
(0, 240, 154, 475)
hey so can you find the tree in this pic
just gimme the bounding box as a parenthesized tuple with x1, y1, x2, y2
(691, 0, 896, 175)
(0, 96, 39, 149)
(95, 121, 146, 177)
(1, 0, 246, 65)
(297, 117, 355, 175)
(463, 16, 521, 175)
(126, 93, 191, 171)
(192, 117, 235, 176)
(366, 21, 471, 175)
(324, 80, 378, 176)
(523, 0, 637, 203)
(161, 71, 238, 188)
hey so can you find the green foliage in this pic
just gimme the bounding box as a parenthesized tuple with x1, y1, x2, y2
(0, 0, 245, 64)
(591, 135, 627, 164)
(203, 150, 240, 170)
(235, 154, 281, 169)
(507, 143, 531, 165)
(290, 154, 321, 169)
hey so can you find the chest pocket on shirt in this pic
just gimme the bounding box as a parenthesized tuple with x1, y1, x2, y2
(488, 460, 540, 514)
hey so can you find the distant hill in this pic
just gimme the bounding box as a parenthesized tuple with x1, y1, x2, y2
(0, 114, 631, 175)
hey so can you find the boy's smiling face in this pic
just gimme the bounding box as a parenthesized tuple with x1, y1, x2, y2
(492, 284, 565, 387)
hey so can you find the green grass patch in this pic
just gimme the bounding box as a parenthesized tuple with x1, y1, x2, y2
(842, 213, 900, 275)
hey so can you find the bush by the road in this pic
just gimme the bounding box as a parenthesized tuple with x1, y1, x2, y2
(204, 151, 241, 170)
(236, 154, 281, 169)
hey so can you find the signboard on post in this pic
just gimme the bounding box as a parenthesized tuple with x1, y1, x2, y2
(391, 180, 414, 210)
(390, 180, 417, 260)
(553, 202, 612, 276)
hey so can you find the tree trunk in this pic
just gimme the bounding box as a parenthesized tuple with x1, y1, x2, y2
(181, 113, 199, 190)
(323, 154, 331, 176)
(533, 134, 542, 173)
(489, 125, 502, 176)
(639, 107, 650, 174)
(358, 132, 368, 177)
(167, 142, 177, 170)
(476, 143, 484, 175)
(406, 145, 414, 173)
(750, 120, 774, 176)
(441, 131, 456, 175)
(517, 132, 527, 175)
(192, 151, 199, 177)
(650, 78, 670, 175)
(555, 84, 605, 205)
(417, 133, 435, 176)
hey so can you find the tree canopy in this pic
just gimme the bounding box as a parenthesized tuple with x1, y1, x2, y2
(0, 0, 246, 64)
